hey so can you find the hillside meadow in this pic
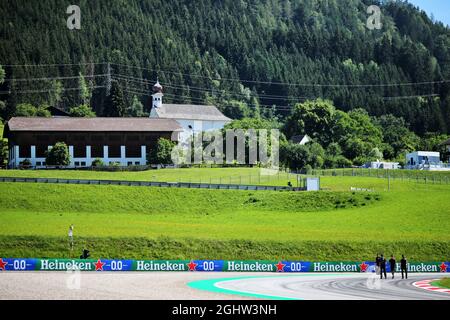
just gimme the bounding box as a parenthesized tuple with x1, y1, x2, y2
(1, 167, 450, 187)
(0, 168, 449, 261)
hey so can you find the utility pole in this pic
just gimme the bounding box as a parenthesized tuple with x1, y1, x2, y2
(388, 173, 390, 191)
(105, 62, 112, 96)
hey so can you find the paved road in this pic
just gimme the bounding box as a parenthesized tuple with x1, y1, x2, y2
(1, 272, 449, 300)
(214, 273, 450, 300)
(0, 272, 254, 300)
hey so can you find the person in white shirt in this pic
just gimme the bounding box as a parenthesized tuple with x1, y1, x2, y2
(68, 224, 74, 249)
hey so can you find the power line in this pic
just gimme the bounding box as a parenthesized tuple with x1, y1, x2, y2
(0, 63, 444, 102)
(4, 74, 108, 82)
(121, 87, 292, 110)
(1, 62, 106, 68)
(111, 62, 450, 88)
(114, 74, 441, 103)
(113, 74, 310, 102)
(382, 93, 440, 100)
(2, 61, 448, 88)
(0, 85, 106, 95)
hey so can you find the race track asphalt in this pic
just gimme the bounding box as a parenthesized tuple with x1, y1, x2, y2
(212, 273, 450, 300)
(1, 272, 449, 300)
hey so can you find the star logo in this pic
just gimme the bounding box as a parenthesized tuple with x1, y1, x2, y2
(439, 262, 448, 273)
(359, 262, 369, 272)
(0, 258, 7, 271)
(187, 261, 198, 271)
(276, 261, 285, 272)
(94, 259, 105, 271)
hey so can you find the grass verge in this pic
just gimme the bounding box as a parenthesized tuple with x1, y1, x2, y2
(1, 236, 448, 261)
(431, 278, 450, 289)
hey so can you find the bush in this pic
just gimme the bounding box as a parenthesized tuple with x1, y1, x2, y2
(92, 158, 105, 167)
(14, 103, 50, 117)
(69, 105, 96, 117)
(304, 164, 313, 174)
(335, 156, 353, 168)
(20, 158, 32, 169)
(46, 142, 70, 166)
(148, 138, 175, 164)
(0, 138, 7, 167)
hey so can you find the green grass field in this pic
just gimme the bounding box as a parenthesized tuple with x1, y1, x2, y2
(0, 167, 298, 186)
(431, 278, 450, 289)
(0, 168, 449, 261)
(1, 166, 449, 187)
(432, 278, 450, 289)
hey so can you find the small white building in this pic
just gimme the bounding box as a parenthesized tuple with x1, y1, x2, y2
(405, 151, 450, 171)
(290, 134, 311, 145)
(149, 81, 231, 137)
(442, 138, 450, 161)
(364, 160, 399, 170)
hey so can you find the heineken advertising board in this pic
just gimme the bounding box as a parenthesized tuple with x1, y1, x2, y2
(0, 258, 448, 273)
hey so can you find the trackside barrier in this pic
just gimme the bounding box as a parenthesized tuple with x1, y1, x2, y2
(0, 258, 448, 273)
(0, 177, 303, 191)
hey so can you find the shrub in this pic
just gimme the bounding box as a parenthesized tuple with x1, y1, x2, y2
(148, 138, 175, 164)
(69, 105, 96, 117)
(20, 158, 32, 169)
(46, 142, 70, 166)
(92, 158, 105, 167)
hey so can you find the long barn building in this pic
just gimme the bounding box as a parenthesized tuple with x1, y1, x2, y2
(3, 117, 182, 168)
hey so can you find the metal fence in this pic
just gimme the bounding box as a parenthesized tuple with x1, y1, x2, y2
(0, 176, 304, 191)
(294, 168, 450, 185)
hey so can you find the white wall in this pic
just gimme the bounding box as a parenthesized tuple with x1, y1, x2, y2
(9, 145, 148, 169)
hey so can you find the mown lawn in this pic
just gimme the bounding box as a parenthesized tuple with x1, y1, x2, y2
(432, 278, 450, 289)
(1, 167, 449, 188)
(0, 171, 449, 261)
(0, 167, 293, 186)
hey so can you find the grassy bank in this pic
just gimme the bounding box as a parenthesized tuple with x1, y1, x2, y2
(432, 278, 450, 289)
(2, 167, 450, 187)
(1, 236, 448, 261)
(0, 168, 450, 186)
(0, 167, 293, 186)
(0, 182, 377, 215)
(0, 171, 449, 260)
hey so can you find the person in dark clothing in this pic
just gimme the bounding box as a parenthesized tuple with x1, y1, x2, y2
(389, 255, 396, 279)
(80, 248, 90, 259)
(375, 254, 381, 275)
(379, 254, 387, 279)
(400, 255, 408, 279)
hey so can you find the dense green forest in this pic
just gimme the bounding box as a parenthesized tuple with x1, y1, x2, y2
(0, 0, 450, 167)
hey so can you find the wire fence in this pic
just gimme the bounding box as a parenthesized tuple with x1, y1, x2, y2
(0, 176, 305, 191)
(297, 168, 450, 185)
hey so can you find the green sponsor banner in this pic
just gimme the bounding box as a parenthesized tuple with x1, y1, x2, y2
(133, 260, 189, 271)
(37, 259, 96, 271)
(2, 258, 447, 272)
(223, 260, 277, 272)
(400, 262, 443, 273)
(308, 261, 362, 272)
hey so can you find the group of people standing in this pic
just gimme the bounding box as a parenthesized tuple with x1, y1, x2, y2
(375, 254, 408, 279)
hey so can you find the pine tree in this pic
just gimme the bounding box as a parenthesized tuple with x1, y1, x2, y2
(78, 73, 91, 105)
(129, 95, 144, 117)
(104, 81, 126, 117)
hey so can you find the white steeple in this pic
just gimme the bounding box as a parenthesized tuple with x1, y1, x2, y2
(151, 80, 163, 109)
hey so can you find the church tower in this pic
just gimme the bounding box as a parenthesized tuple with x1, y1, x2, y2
(151, 80, 163, 109)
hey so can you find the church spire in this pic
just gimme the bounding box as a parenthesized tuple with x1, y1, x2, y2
(151, 80, 163, 110)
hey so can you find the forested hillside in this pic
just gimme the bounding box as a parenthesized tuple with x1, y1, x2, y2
(1, 0, 450, 136)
